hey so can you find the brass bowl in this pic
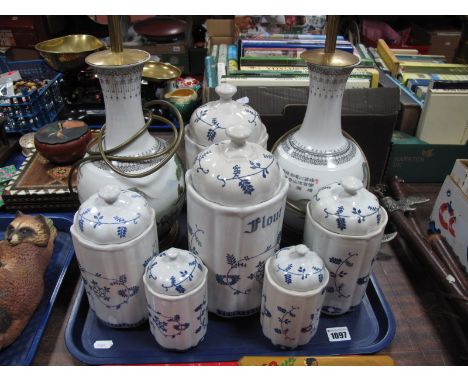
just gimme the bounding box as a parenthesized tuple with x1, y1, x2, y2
(35, 34, 104, 73)
(142, 61, 181, 85)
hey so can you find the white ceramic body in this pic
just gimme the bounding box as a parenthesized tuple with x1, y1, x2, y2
(186, 170, 288, 317)
(303, 205, 388, 315)
(184, 123, 269, 169)
(273, 62, 367, 234)
(78, 54, 185, 239)
(260, 257, 328, 349)
(143, 267, 208, 351)
(71, 209, 158, 327)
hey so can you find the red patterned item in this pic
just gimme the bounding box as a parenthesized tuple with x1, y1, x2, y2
(34, 120, 92, 164)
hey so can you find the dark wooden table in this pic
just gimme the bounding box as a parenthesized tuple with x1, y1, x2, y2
(30, 182, 467, 365)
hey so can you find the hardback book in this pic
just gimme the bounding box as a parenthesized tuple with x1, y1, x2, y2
(2, 151, 79, 212)
(220, 75, 370, 88)
(415, 88, 468, 144)
(398, 72, 468, 86)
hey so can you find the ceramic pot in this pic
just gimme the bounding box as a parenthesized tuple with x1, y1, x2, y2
(261, 245, 329, 349)
(303, 176, 388, 315)
(184, 83, 268, 167)
(71, 185, 159, 327)
(186, 124, 288, 317)
(143, 247, 208, 351)
(273, 50, 368, 236)
(164, 88, 198, 121)
(78, 50, 185, 243)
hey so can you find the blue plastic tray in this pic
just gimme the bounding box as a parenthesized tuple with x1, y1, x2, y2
(0, 214, 75, 366)
(65, 235, 396, 365)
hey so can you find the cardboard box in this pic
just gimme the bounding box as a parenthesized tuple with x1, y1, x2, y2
(385, 141, 468, 182)
(430, 174, 468, 272)
(451, 159, 468, 197)
(429, 30, 462, 63)
(124, 42, 189, 74)
(206, 19, 235, 53)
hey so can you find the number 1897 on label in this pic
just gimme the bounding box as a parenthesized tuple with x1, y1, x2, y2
(326, 327, 351, 342)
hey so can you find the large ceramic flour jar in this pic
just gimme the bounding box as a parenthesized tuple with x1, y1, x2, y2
(261, 245, 329, 349)
(71, 185, 158, 327)
(273, 50, 368, 237)
(186, 124, 288, 317)
(184, 83, 268, 167)
(143, 247, 208, 351)
(303, 176, 387, 315)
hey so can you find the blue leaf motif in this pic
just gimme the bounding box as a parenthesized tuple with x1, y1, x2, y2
(233, 164, 241, 177)
(277, 306, 286, 313)
(226, 254, 237, 266)
(274, 328, 282, 334)
(284, 274, 292, 284)
(239, 178, 255, 195)
(117, 226, 127, 238)
(207, 129, 216, 142)
(175, 285, 186, 294)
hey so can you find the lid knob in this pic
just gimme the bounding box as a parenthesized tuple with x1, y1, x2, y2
(215, 83, 237, 102)
(295, 244, 309, 256)
(226, 124, 252, 147)
(167, 251, 178, 260)
(98, 185, 121, 204)
(341, 176, 363, 195)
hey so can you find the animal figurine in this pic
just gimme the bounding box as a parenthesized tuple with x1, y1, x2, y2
(0, 212, 57, 350)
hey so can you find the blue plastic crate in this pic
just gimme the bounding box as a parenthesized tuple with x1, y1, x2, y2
(0, 59, 64, 133)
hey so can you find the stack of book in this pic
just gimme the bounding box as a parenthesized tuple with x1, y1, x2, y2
(205, 34, 379, 89)
(368, 39, 468, 144)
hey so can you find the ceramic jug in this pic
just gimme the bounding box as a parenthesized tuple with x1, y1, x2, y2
(303, 176, 387, 315)
(70, 185, 158, 327)
(186, 124, 288, 317)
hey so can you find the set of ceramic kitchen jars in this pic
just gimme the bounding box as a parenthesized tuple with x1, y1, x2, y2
(71, 185, 208, 351)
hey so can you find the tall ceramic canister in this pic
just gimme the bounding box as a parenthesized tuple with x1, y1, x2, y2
(143, 247, 208, 351)
(273, 32, 368, 238)
(186, 124, 289, 317)
(303, 176, 388, 315)
(185, 83, 268, 167)
(261, 245, 329, 349)
(70, 185, 158, 327)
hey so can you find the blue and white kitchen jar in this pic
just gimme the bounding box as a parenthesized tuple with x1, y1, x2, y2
(184, 83, 268, 168)
(303, 176, 388, 315)
(261, 244, 329, 349)
(70, 185, 158, 328)
(143, 247, 208, 351)
(186, 123, 288, 317)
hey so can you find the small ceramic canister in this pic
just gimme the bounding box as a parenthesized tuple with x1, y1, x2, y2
(186, 124, 288, 317)
(261, 244, 329, 349)
(303, 176, 388, 315)
(143, 247, 208, 351)
(71, 185, 158, 328)
(184, 83, 268, 167)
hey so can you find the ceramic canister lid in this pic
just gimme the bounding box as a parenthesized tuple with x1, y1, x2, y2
(191, 124, 281, 207)
(269, 244, 328, 292)
(144, 247, 205, 296)
(309, 176, 383, 236)
(74, 185, 153, 245)
(188, 83, 263, 147)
